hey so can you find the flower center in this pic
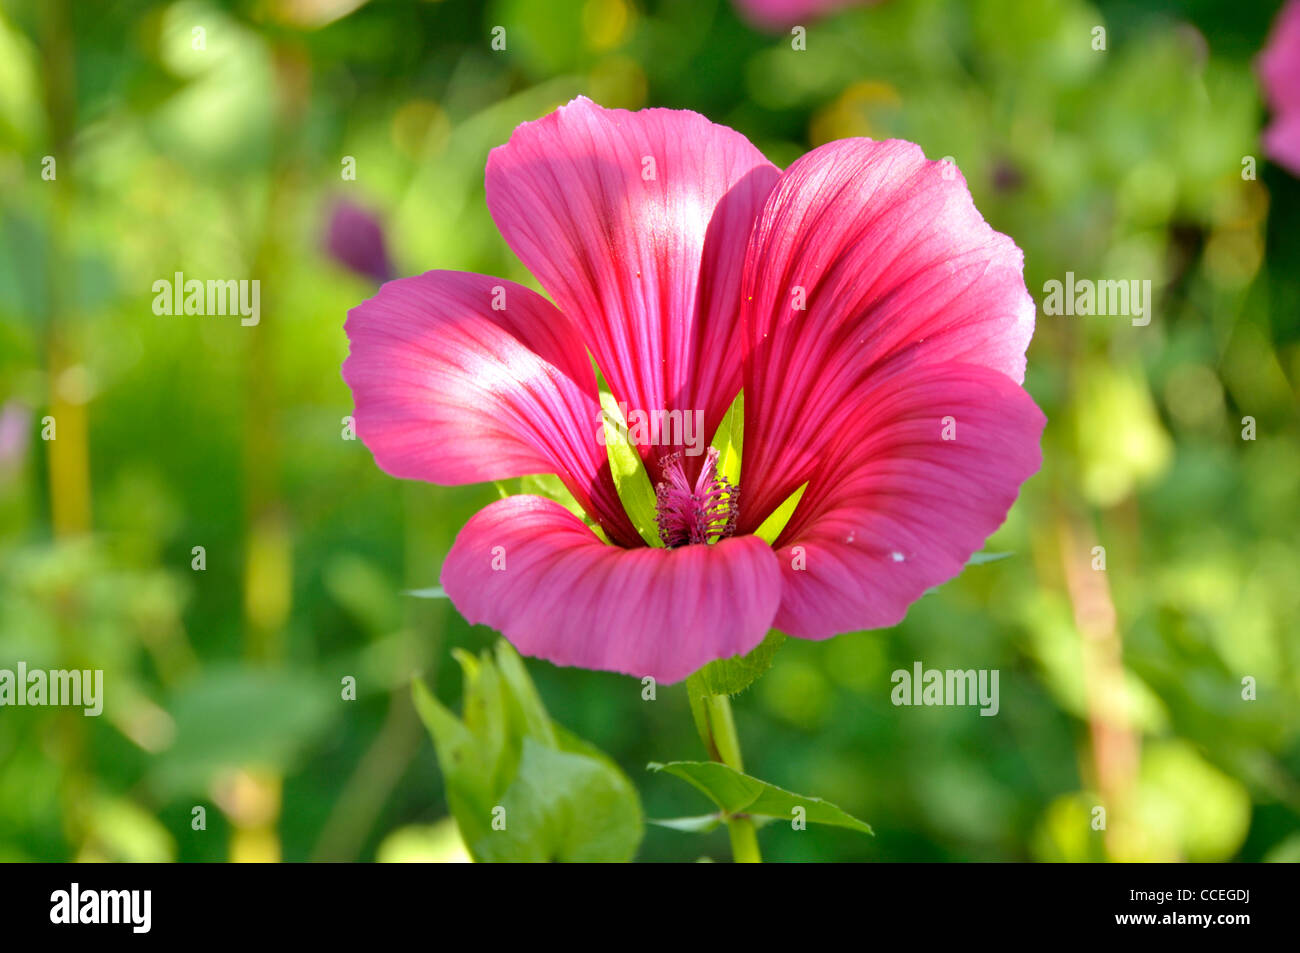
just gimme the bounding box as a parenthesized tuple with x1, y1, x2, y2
(654, 447, 739, 548)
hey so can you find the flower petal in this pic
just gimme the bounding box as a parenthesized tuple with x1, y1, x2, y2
(734, 0, 873, 32)
(441, 495, 782, 683)
(770, 362, 1044, 638)
(737, 138, 1035, 530)
(1263, 112, 1300, 178)
(342, 270, 640, 546)
(486, 96, 779, 479)
(1259, 0, 1300, 115)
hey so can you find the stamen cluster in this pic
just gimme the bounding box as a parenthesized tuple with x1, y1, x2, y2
(654, 448, 739, 548)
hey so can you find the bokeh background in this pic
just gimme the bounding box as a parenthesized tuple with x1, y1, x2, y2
(1, 0, 1297, 862)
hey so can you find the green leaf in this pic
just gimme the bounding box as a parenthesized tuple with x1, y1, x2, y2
(710, 391, 744, 486)
(753, 482, 808, 545)
(450, 648, 517, 796)
(648, 814, 723, 833)
(687, 630, 786, 699)
(599, 392, 663, 547)
(648, 760, 873, 835)
(411, 677, 498, 845)
(403, 586, 446, 599)
(477, 738, 643, 862)
(550, 723, 621, 766)
(412, 640, 644, 862)
(921, 551, 1016, 597)
(494, 640, 556, 748)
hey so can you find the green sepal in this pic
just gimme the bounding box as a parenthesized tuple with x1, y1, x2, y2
(710, 391, 744, 486)
(687, 630, 787, 700)
(753, 482, 808, 546)
(600, 392, 664, 547)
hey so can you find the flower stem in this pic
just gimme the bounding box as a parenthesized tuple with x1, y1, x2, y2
(725, 806, 762, 864)
(702, 692, 761, 863)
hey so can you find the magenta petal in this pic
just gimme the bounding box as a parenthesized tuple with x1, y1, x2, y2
(342, 270, 640, 546)
(485, 97, 779, 477)
(1260, 0, 1300, 176)
(771, 363, 1045, 638)
(737, 138, 1036, 530)
(1264, 112, 1300, 177)
(734, 0, 873, 32)
(441, 495, 782, 683)
(1260, 0, 1300, 114)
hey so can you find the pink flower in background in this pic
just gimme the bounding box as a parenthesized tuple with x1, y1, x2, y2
(342, 97, 1043, 683)
(733, 0, 880, 31)
(0, 401, 31, 478)
(325, 199, 394, 284)
(1259, 0, 1300, 176)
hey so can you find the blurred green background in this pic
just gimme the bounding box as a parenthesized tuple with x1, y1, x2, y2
(1, 0, 1297, 862)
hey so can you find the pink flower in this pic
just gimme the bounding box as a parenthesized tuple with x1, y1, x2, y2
(733, 0, 879, 32)
(1259, 0, 1300, 176)
(0, 400, 31, 478)
(342, 97, 1043, 683)
(325, 199, 394, 284)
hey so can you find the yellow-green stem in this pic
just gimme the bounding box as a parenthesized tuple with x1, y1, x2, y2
(702, 693, 761, 863)
(726, 808, 762, 863)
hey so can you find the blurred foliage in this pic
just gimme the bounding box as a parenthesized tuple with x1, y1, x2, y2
(0, 0, 1296, 861)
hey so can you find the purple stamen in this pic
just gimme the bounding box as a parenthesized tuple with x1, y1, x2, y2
(654, 447, 739, 548)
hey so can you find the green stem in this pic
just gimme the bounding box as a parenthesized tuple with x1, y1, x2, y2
(701, 693, 761, 863)
(702, 693, 743, 770)
(725, 807, 762, 864)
